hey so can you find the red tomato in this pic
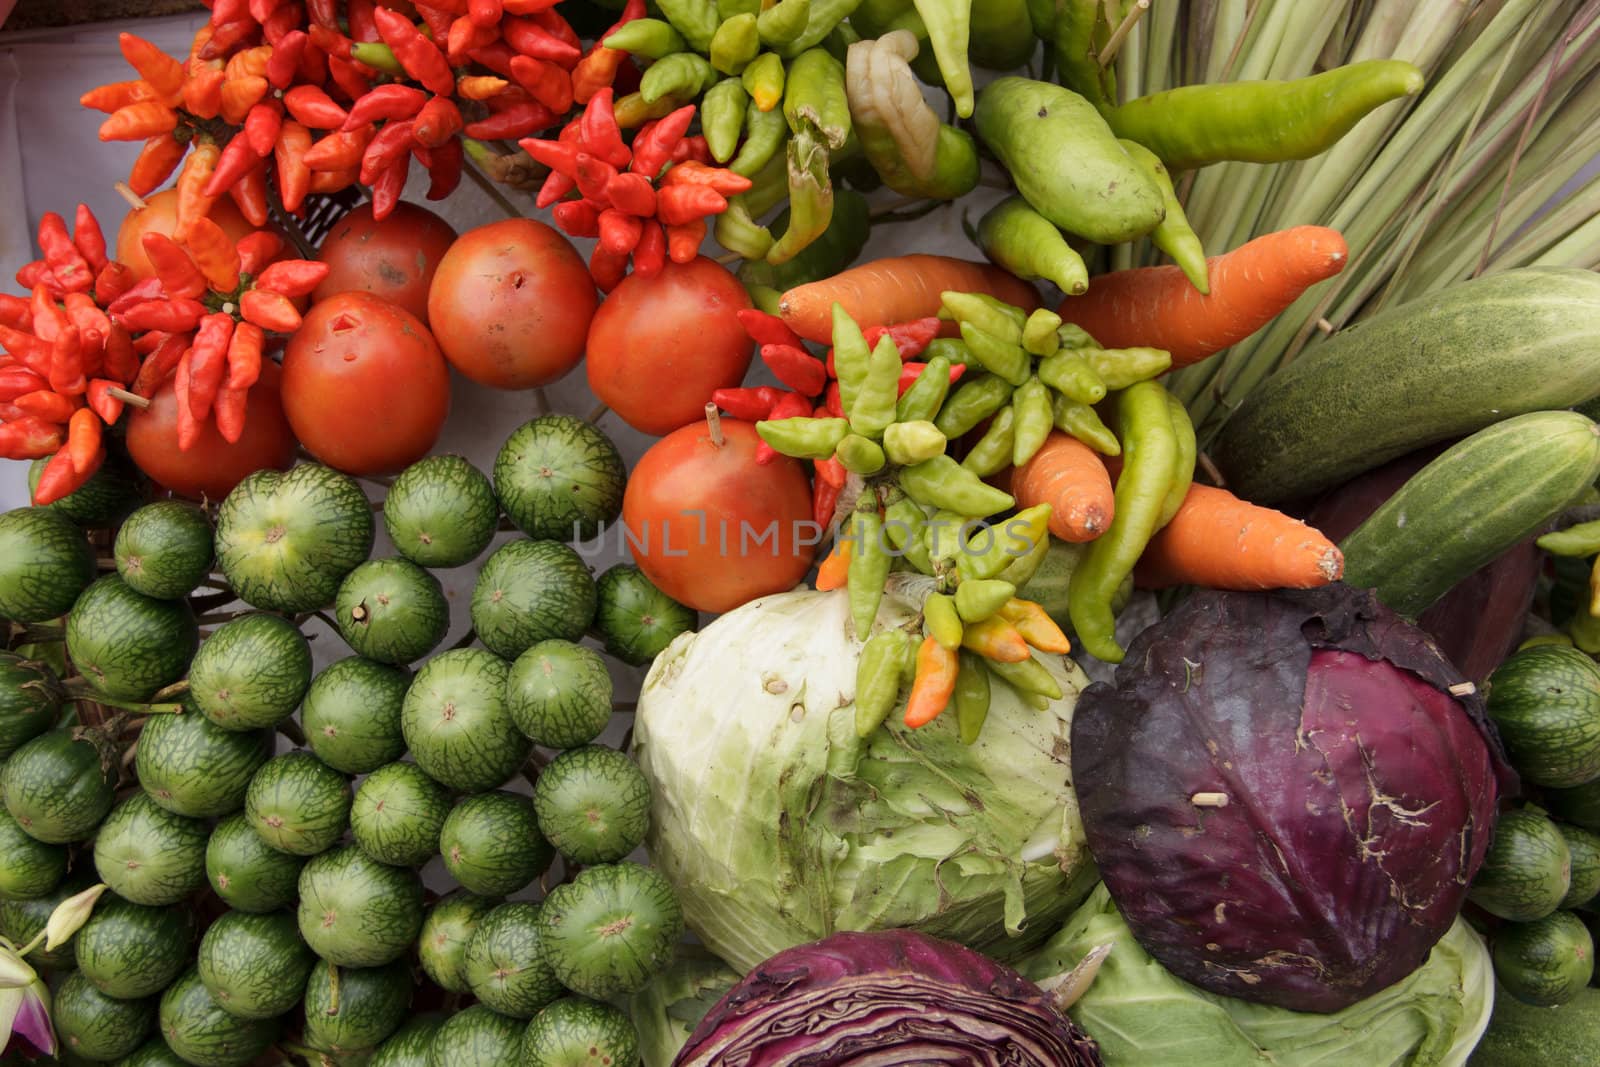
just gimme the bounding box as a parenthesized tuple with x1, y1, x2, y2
(115, 189, 256, 284)
(126, 359, 298, 501)
(426, 218, 596, 390)
(282, 292, 451, 475)
(621, 418, 816, 613)
(313, 202, 458, 324)
(586, 257, 753, 436)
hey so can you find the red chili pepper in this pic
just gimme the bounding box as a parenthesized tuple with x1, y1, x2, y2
(712, 385, 783, 421)
(509, 55, 574, 114)
(665, 218, 707, 264)
(360, 119, 416, 185)
(174, 140, 221, 243)
(369, 156, 407, 220)
(225, 321, 265, 391)
(139, 233, 208, 299)
(213, 385, 248, 444)
(824, 380, 844, 417)
(633, 220, 666, 278)
(577, 88, 631, 168)
(573, 153, 618, 202)
(240, 288, 302, 333)
(104, 326, 140, 383)
(204, 133, 265, 198)
(630, 105, 694, 178)
(656, 184, 727, 226)
(373, 7, 455, 96)
(585, 243, 625, 293)
(660, 160, 753, 197)
(236, 231, 285, 275)
(70, 205, 109, 275)
(602, 171, 656, 217)
(200, 17, 258, 61)
(185, 313, 234, 420)
(220, 76, 271, 126)
(304, 125, 374, 170)
(106, 277, 164, 318)
(86, 378, 125, 424)
(469, 0, 502, 27)
(262, 2, 303, 44)
(173, 348, 201, 451)
(0, 295, 29, 332)
(327, 55, 377, 101)
(308, 167, 359, 194)
(0, 367, 47, 402)
(504, 16, 582, 67)
(413, 2, 456, 41)
(244, 102, 283, 157)
(308, 24, 353, 58)
(119, 33, 185, 104)
(519, 135, 580, 177)
(266, 29, 308, 88)
(814, 477, 841, 527)
(48, 326, 86, 397)
(344, 84, 428, 131)
(0, 415, 63, 461)
(672, 135, 712, 165)
(865, 317, 942, 360)
(249, 0, 285, 24)
(32, 446, 91, 504)
(212, 0, 249, 25)
(413, 96, 464, 148)
(307, 0, 337, 26)
(0, 326, 50, 377)
(531, 9, 580, 49)
(284, 84, 349, 129)
(571, 47, 627, 106)
(63, 294, 112, 351)
(132, 332, 189, 397)
(252, 260, 330, 299)
(181, 66, 225, 120)
(762, 343, 827, 396)
(274, 120, 313, 213)
(595, 209, 642, 257)
(65, 408, 102, 474)
(80, 79, 156, 113)
(89, 262, 131, 309)
(466, 42, 517, 78)
(36, 213, 93, 293)
(126, 132, 185, 196)
(15, 262, 64, 299)
(230, 163, 271, 228)
(420, 137, 464, 200)
(464, 101, 557, 140)
(535, 169, 576, 210)
(30, 287, 66, 342)
(503, 0, 562, 11)
(446, 16, 498, 64)
(116, 297, 208, 334)
(737, 309, 805, 350)
(551, 199, 601, 238)
(347, 0, 381, 41)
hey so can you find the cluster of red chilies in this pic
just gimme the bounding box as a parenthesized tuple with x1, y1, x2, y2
(84, 0, 651, 231)
(519, 89, 745, 290)
(1, 204, 329, 504)
(712, 310, 965, 527)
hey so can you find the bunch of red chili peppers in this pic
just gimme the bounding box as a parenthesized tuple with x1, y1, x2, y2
(0, 204, 328, 504)
(713, 310, 965, 528)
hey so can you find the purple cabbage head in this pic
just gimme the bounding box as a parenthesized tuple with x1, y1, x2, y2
(672, 929, 1103, 1066)
(1072, 583, 1516, 1014)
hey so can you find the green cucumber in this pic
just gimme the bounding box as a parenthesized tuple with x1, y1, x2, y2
(1213, 267, 1600, 504)
(1340, 411, 1600, 617)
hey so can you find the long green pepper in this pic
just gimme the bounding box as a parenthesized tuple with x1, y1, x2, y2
(766, 130, 834, 265)
(702, 79, 749, 163)
(954, 650, 991, 745)
(899, 455, 1014, 518)
(882, 421, 945, 466)
(1036, 351, 1106, 405)
(738, 187, 870, 292)
(784, 48, 852, 148)
(958, 503, 1049, 582)
(758, 0, 811, 47)
(912, 0, 973, 117)
(728, 103, 788, 177)
(934, 375, 1011, 438)
(976, 197, 1090, 297)
(830, 303, 870, 418)
(1119, 139, 1210, 293)
(1084, 347, 1172, 390)
(772, 0, 864, 58)
(986, 654, 1063, 701)
(1010, 377, 1054, 466)
(1052, 394, 1120, 456)
(849, 334, 901, 439)
(1067, 380, 1179, 663)
(846, 498, 890, 638)
(941, 291, 1024, 343)
(883, 497, 933, 574)
(895, 356, 953, 423)
(741, 52, 786, 111)
(961, 404, 1015, 477)
(755, 416, 849, 458)
(855, 630, 911, 737)
(836, 433, 887, 474)
(959, 322, 1030, 386)
(1159, 394, 1197, 528)
(656, 0, 721, 52)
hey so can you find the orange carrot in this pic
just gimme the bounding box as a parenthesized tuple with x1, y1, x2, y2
(816, 537, 851, 591)
(904, 636, 959, 728)
(1134, 483, 1344, 590)
(1057, 226, 1348, 368)
(779, 255, 1040, 344)
(1008, 432, 1115, 543)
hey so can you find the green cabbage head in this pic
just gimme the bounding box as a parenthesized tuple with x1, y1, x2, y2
(633, 587, 1097, 974)
(1019, 883, 1494, 1067)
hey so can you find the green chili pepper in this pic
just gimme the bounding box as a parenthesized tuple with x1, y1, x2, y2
(985, 654, 1063, 701)
(741, 51, 786, 111)
(975, 78, 1165, 244)
(719, 0, 761, 16)
(349, 41, 405, 76)
(700, 79, 749, 163)
(738, 187, 870, 291)
(974, 197, 1089, 298)
(911, 0, 973, 118)
(656, 0, 722, 53)
(603, 18, 688, 59)
(995, 522, 1051, 587)
(924, 591, 963, 648)
(923, 337, 969, 366)
(1067, 380, 1178, 663)
(1084, 346, 1172, 389)
(710, 13, 761, 74)
(1036, 351, 1106, 405)
(1022, 310, 1063, 357)
(758, 0, 811, 47)
(1051, 0, 1120, 113)
(900, 455, 1014, 518)
(958, 322, 1030, 387)
(1160, 393, 1196, 528)
(830, 302, 871, 419)
(784, 48, 852, 149)
(1539, 519, 1600, 557)
(773, 0, 863, 58)
(958, 503, 1049, 581)
(728, 101, 788, 177)
(836, 432, 887, 474)
(960, 405, 1015, 478)
(766, 130, 835, 265)
(934, 374, 1012, 438)
(741, 142, 791, 214)
(954, 578, 1015, 623)
(849, 334, 901, 439)
(955, 650, 992, 744)
(716, 195, 774, 260)
(755, 415, 850, 458)
(1011, 377, 1054, 467)
(884, 497, 933, 574)
(640, 52, 718, 103)
(922, 509, 967, 571)
(1117, 138, 1209, 293)
(1110, 60, 1427, 171)
(824, 19, 862, 63)
(855, 629, 910, 737)
(940, 291, 1024, 344)
(1052, 394, 1120, 456)
(847, 498, 890, 637)
(896, 355, 954, 423)
(1056, 323, 1098, 350)
(966, 0, 1032, 69)
(882, 420, 946, 466)
(747, 283, 783, 316)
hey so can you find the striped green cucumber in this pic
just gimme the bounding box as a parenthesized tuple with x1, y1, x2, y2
(1339, 411, 1600, 618)
(1213, 268, 1600, 504)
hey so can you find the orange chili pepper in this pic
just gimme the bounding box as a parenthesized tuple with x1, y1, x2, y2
(185, 217, 242, 292)
(224, 45, 273, 81)
(86, 379, 125, 425)
(80, 79, 157, 113)
(173, 347, 200, 451)
(229, 163, 271, 227)
(65, 408, 102, 474)
(996, 599, 1072, 654)
(656, 184, 727, 227)
(904, 637, 959, 728)
(32, 447, 91, 505)
(220, 75, 270, 126)
(665, 219, 707, 265)
(225, 321, 264, 390)
(213, 385, 248, 444)
(275, 121, 313, 213)
(129, 132, 187, 196)
(960, 615, 1032, 663)
(235, 231, 285, 275)
(140, 232, 208, 299)
(253, 260, 330, 299)
(239, 288, 302, 333)
(119, 33, 185, 105)
(186, 313, 234, 420)
(184, 67, 226, 119)
(414, 96, 465, 148)
(308, 167, 359, 194)
(98, 101, 178, 142)
(457, 74, 510, 100)
(572, 47, 626, 105)
(659, 160, 753, 197)
(13, 390, 77, 423)
(175, 140, 221, 243)
(816, 537, 852, 591)
(303, 126, 374, 171)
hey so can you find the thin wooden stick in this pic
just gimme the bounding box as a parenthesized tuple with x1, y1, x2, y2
(104, 386, 150, 410)
(1098, 0, 1152, 67)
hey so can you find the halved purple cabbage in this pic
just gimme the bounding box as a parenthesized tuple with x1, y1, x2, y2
(1071, 583, 1516, 1014)
(672, 929, 1103, 1066)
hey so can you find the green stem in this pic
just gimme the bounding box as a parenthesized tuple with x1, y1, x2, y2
(65, 687, 183, 716)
